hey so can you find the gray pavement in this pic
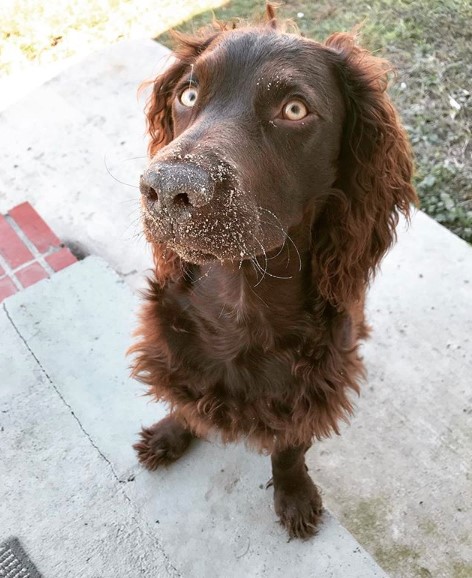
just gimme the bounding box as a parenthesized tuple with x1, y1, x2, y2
(0, 38, 471, 578)
(313, 212, 472, 577)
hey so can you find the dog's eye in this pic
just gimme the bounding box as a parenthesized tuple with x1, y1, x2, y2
(180, 87, 198, 108)
(282, 100, 308, 121)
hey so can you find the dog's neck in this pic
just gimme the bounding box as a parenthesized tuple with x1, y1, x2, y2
(185, 218, 314, 328)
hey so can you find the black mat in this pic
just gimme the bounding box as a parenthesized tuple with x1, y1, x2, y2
(0, 537, 42, 578)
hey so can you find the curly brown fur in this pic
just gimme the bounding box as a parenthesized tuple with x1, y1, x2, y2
(130, 2, 417, 538)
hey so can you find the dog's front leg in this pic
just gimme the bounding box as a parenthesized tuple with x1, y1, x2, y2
(134, 415, 195, 470)
(270, 442, 323, 539)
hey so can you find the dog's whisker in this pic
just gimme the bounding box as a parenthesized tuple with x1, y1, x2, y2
(118, 198, 141, 206)
(258, 218, 290, 265)
(250, 236, 269, 286)
(249, 256, 264, 284)
(189, 265, 215, 285)
(259, 208, 302, 272)
(250, 234, 294, 284)
(123, 218, 143, 237)
(120, 155, 148, 162)
(103, 153, 140, 189)
(258, 208, 300, 263)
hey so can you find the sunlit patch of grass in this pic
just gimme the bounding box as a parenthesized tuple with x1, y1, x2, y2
(0, 0, 226, 77)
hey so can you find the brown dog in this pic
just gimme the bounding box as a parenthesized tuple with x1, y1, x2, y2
(130, 5, 416, 539)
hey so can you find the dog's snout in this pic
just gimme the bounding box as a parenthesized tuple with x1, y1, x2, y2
(140, 163, 215, 216)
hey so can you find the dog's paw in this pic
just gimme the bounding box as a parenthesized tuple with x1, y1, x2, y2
(273, 473, 323, 540)
(133, 417, 193, 470)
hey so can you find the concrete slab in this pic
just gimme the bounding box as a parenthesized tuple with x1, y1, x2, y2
(0, 40, 173, 291)
(2, 255, 159, 480)
(1, 256, 387, 577)
(310, 212, 472, 577)
(0, 287, 174, 578)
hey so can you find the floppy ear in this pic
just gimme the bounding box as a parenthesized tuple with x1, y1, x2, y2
(144, 58, 182, 158)
(143, 30, 221, 285)
(145, 31, 221, 157)
(313, 33, 418, 310)
(265, 2, 278, 28)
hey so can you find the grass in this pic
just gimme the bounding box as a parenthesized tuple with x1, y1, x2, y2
(0, 0, 225, 74)
(1, 0, 470, 242)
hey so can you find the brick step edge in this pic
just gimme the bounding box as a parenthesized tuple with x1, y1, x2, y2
(0, 202, 77, 303)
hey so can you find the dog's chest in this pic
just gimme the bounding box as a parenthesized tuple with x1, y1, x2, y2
(148, 285, 361, 445)
(160, 289, 308, 397)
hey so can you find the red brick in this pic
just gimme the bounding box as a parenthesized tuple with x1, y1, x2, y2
(16, 262, 49, 289)
(9, 202, 61, 253)
(45, 247, 77, 272)
(0, 214, 33, 268)
(0, 276, 18, 302)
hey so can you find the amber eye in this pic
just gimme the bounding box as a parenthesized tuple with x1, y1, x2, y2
(180, 87, 198, 107)
(282, 100, 308, 121)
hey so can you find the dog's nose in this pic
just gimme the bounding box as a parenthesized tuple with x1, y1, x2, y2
(140, 163, 215, 216)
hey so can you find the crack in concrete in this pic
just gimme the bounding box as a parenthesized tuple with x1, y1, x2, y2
(2, 302, 182, 577)
(3, 302, 121, 481)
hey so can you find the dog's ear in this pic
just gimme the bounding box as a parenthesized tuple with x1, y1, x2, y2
(265, 2, 278, 28)
(313, 33, 418, 310)
(144, 31, 221, 158)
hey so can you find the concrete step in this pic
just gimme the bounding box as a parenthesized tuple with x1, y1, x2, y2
(0, 256, 387, 578)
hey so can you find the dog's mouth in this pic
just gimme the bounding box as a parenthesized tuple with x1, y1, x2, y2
(141, 200, 272, 265)
(142, 210, 242, 264)
(142, 199, 291, 265)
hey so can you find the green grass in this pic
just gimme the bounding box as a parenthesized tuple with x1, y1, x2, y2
(1, 0, 470, 241)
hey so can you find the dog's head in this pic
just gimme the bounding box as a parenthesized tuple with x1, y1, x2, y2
(140, 5, 416, 307)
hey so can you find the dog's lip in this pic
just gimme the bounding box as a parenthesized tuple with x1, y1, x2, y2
(143, 209, 226, 261)
(143, 222, 216, 262)
(171, 244, 217, 263)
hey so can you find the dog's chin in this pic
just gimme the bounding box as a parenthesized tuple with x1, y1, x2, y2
(171, 243, 255, 265)
(171, 242, 290, 267)
(143, 222, 240, 265)
(143, 221, 286, 266)
(146, 234, 288, 267)
(171, 245, 217, 265)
